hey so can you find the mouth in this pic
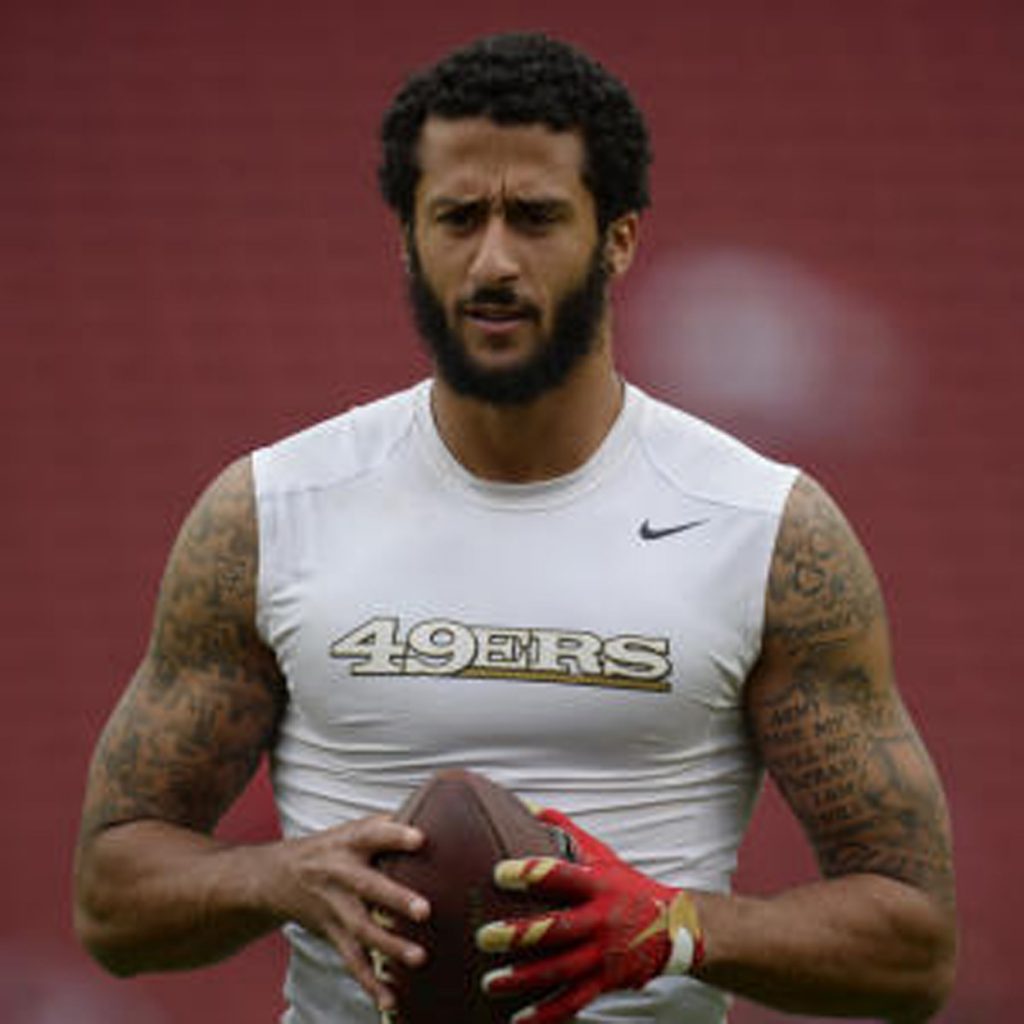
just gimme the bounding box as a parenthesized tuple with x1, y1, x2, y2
(460, 303, 536, 336)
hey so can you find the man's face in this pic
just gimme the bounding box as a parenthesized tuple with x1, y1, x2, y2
(407, 117, 627, 405)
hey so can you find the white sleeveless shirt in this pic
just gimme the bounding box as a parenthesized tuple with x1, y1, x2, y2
(252, 380, 798, 1023)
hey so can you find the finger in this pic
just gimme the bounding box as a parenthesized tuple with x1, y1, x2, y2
(482, 943, 601, 995)
(336, 854, 431, 925)
(328, 899, 431, 1012)
(308, 883, 425, 975)
(533, 806, 571, 829)
(358, 870, 431, 926)
(477, 903, 602, 954)
(493, 857, 596, 900)
(347, 814, 427, 858)
(329, 925, 399, 1013)
(510, 974, 605, 1024)
(370, 943, 395, 986)
(528, 807, 579, 861)
(291, 819, 430, 924)
(533, 809, 615, 863)
(522, 797, 545, 816)
(356, 901, 428, 969)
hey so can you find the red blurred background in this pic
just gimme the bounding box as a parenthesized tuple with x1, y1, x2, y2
(2, 2, 1021, 1021)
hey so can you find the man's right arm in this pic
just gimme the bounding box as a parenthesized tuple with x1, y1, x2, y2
(73, 457, 428, 1008)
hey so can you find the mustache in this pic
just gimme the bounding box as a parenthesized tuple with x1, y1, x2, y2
(457, 285, 540, 319)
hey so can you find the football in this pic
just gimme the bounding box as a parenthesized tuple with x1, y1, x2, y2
(375, 768, 568, 1024)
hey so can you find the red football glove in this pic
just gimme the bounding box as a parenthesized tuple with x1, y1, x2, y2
(476, 807, 704, 1024)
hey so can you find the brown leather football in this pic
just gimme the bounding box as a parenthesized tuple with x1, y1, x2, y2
(375, 768, 567, 1024)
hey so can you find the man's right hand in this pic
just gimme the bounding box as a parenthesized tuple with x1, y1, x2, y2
(72, 459, 430, 1014)
(261, 816, 431, 1011)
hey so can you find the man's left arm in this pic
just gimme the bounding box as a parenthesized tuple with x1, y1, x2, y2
(478, 473, 957, 1024)
(689, 472, 957, 1020)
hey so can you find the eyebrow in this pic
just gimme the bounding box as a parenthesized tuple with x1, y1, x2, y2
(427, 195, 573, 217)
(428, 197, 488, 215)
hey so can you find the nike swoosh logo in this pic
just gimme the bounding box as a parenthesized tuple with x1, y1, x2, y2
(639, 518, 709, 541)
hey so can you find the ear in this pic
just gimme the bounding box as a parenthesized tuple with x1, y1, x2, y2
(603, 213, 640, 278)
(400, 225, 414, 274)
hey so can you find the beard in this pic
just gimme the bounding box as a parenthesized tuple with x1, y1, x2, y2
(406, 242, 610, 406)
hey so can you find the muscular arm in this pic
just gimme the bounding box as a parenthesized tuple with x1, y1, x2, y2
(74, 458, 427, 1004)
(692, 474, 957, 1021)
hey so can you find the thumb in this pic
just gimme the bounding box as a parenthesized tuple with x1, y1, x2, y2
(531, 806, 617, 865)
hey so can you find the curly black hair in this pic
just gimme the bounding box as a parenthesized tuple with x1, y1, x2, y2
(378, 33, 652, 231)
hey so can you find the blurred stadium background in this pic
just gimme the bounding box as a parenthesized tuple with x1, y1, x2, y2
(2, 2, 1020, 1020)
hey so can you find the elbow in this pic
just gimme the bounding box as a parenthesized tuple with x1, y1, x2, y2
(916, 943, 958, 1022)
(921, 902, 959, 1020)
(87, 948, 143, 980)
(890, 905, 959, 1023)
(895, 962, 955, 1024)
(73, 842, 147, 978)
(73, 898, 144, 978)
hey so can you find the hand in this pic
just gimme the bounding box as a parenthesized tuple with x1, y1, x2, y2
(263, 815, 430, 1012)
(475, 807, 703, 1024)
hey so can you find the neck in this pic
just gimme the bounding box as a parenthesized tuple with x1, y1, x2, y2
(429, 349, 624, 483)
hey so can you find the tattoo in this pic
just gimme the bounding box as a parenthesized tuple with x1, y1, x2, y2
(765, 476, 882, 656)
(752, 476, 955, 910)
(80, 458, 286, 839)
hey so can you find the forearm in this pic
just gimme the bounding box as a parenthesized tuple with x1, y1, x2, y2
(692, 874, 956, 1022)
(74, 820, 283, 975)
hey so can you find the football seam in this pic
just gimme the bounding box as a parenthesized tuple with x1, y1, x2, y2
(463, 782, 511, 861)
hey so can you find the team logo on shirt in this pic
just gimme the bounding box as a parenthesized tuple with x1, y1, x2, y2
(330, 616, 672, 693)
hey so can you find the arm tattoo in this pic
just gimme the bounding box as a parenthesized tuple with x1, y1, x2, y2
(753, 475, 955, 910)
(81, 458, 286, 839)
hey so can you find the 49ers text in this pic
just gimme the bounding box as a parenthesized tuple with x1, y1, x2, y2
(330, 617, 673, 692)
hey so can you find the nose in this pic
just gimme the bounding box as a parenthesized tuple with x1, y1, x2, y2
(468, 214, 520, 288)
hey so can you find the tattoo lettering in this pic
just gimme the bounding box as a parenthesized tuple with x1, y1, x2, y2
(753, 476, 955, 910)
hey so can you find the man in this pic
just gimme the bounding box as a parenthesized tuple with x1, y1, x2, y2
(74, 33, 956, 1024)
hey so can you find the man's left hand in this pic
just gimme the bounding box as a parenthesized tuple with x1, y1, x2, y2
(476, 807, 704, 1024)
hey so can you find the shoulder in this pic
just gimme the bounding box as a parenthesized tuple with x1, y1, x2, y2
(630, 385, 799, 517)
(763, 472, 884, 656)
(251, 382, 426, 499)
(169, 456, 257, 574)
(157, 455, 264, 650)
(78, 457, 285, 840)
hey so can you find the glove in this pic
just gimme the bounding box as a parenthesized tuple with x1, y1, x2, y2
(476, 806, 704, 1024)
